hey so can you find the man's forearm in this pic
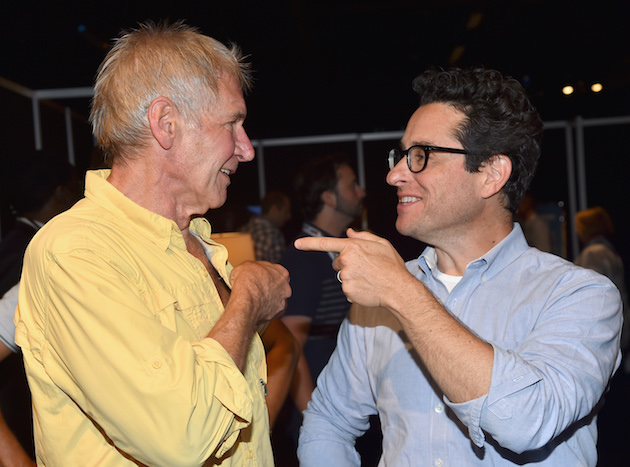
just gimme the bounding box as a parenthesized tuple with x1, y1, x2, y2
(0, 411, 35, 467)
(0, 342, 12, 361)
(386, 278, 493, 403)
(265, 343, 298, 425)
(290, 354, 315, 412)
(207, 303, 257, 372)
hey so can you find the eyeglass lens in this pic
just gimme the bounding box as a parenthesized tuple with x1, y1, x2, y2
(388, 146, 428, 172)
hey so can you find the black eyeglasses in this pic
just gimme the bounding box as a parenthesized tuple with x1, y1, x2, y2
(387, 144, 469, 173)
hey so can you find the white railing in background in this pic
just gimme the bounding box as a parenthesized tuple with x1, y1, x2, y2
(3, 78, 630, 258)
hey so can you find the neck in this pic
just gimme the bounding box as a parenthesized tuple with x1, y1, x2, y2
(311, 207, 354, 237)
(262, 213, 281, 229)
(108, 159, 193, 232)
(310, 217, 345, 238)
(433, 219, 513, 276)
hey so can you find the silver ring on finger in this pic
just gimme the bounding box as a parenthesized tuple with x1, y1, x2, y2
(336, 270, 342, 283)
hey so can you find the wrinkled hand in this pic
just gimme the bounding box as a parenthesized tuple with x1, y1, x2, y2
(230, 261, 291, 326)
(295, 228, 408, 308)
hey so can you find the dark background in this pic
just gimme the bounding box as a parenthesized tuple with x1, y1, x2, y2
(1, 2, 630, 463)
(2, 0, 629, 254)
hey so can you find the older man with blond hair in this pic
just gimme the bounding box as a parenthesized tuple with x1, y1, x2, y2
(15, 22, 290, 466)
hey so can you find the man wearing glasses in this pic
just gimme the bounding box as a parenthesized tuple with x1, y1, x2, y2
(295, 67, 622, 466)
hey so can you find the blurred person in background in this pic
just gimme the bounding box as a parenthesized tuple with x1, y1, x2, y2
(575, 206, 629, 360)
(0, 150, 79, 466)
(273, 152, 367, 466)
(243, 190, 291, 263)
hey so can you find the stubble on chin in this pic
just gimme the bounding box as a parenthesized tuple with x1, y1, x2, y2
(395, 213, 427, 243)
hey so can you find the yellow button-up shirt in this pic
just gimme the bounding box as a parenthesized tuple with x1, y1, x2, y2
(15, 170, 272, 466)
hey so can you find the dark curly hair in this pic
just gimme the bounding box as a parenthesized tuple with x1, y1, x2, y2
(412, 67, 543, 213)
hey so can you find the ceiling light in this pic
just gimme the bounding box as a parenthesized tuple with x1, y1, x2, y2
(562, 85, 574, 96)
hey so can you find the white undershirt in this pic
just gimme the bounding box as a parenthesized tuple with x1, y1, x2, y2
(433, 268, 462, 294)
(424, 249, 463, 293)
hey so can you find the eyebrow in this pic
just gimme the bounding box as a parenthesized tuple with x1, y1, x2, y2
(399, 140, 432, 149)
(231, 111, 247, 122)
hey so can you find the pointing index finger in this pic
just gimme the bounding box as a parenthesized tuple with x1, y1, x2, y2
(294, 236, 348, 253)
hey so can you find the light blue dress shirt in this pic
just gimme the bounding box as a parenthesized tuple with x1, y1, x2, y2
(298, 224, 622, 466)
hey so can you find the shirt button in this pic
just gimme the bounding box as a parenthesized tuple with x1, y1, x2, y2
(435, 458, 443, 467)
(434, 403, 444, 414)
(152, 360, 162, 369)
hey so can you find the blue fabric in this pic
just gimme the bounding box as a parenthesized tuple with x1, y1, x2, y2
(298, 224, 622, 466)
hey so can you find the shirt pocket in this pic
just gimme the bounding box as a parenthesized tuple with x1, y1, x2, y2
(151, 280, 222, 341)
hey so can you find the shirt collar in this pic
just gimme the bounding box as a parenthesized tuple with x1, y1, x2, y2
(302, 222, 333, 238)
(84, 169, 216, 253)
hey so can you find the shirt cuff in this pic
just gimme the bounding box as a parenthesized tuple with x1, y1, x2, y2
(193, 338, 254, 419)
(445, 394, 487, 447)
(445, 344, 543, 447)
(192, 338, 254, 457)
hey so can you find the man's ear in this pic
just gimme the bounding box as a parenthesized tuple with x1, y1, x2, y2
(480, 154, 512, 199)
(148, 97, 177, 150)
(321, 190, 337, 208)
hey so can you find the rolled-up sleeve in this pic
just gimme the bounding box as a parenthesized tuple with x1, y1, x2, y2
(446, 276, 622, 453)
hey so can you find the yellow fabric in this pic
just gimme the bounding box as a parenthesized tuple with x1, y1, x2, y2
(14, 170, 272, 466)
